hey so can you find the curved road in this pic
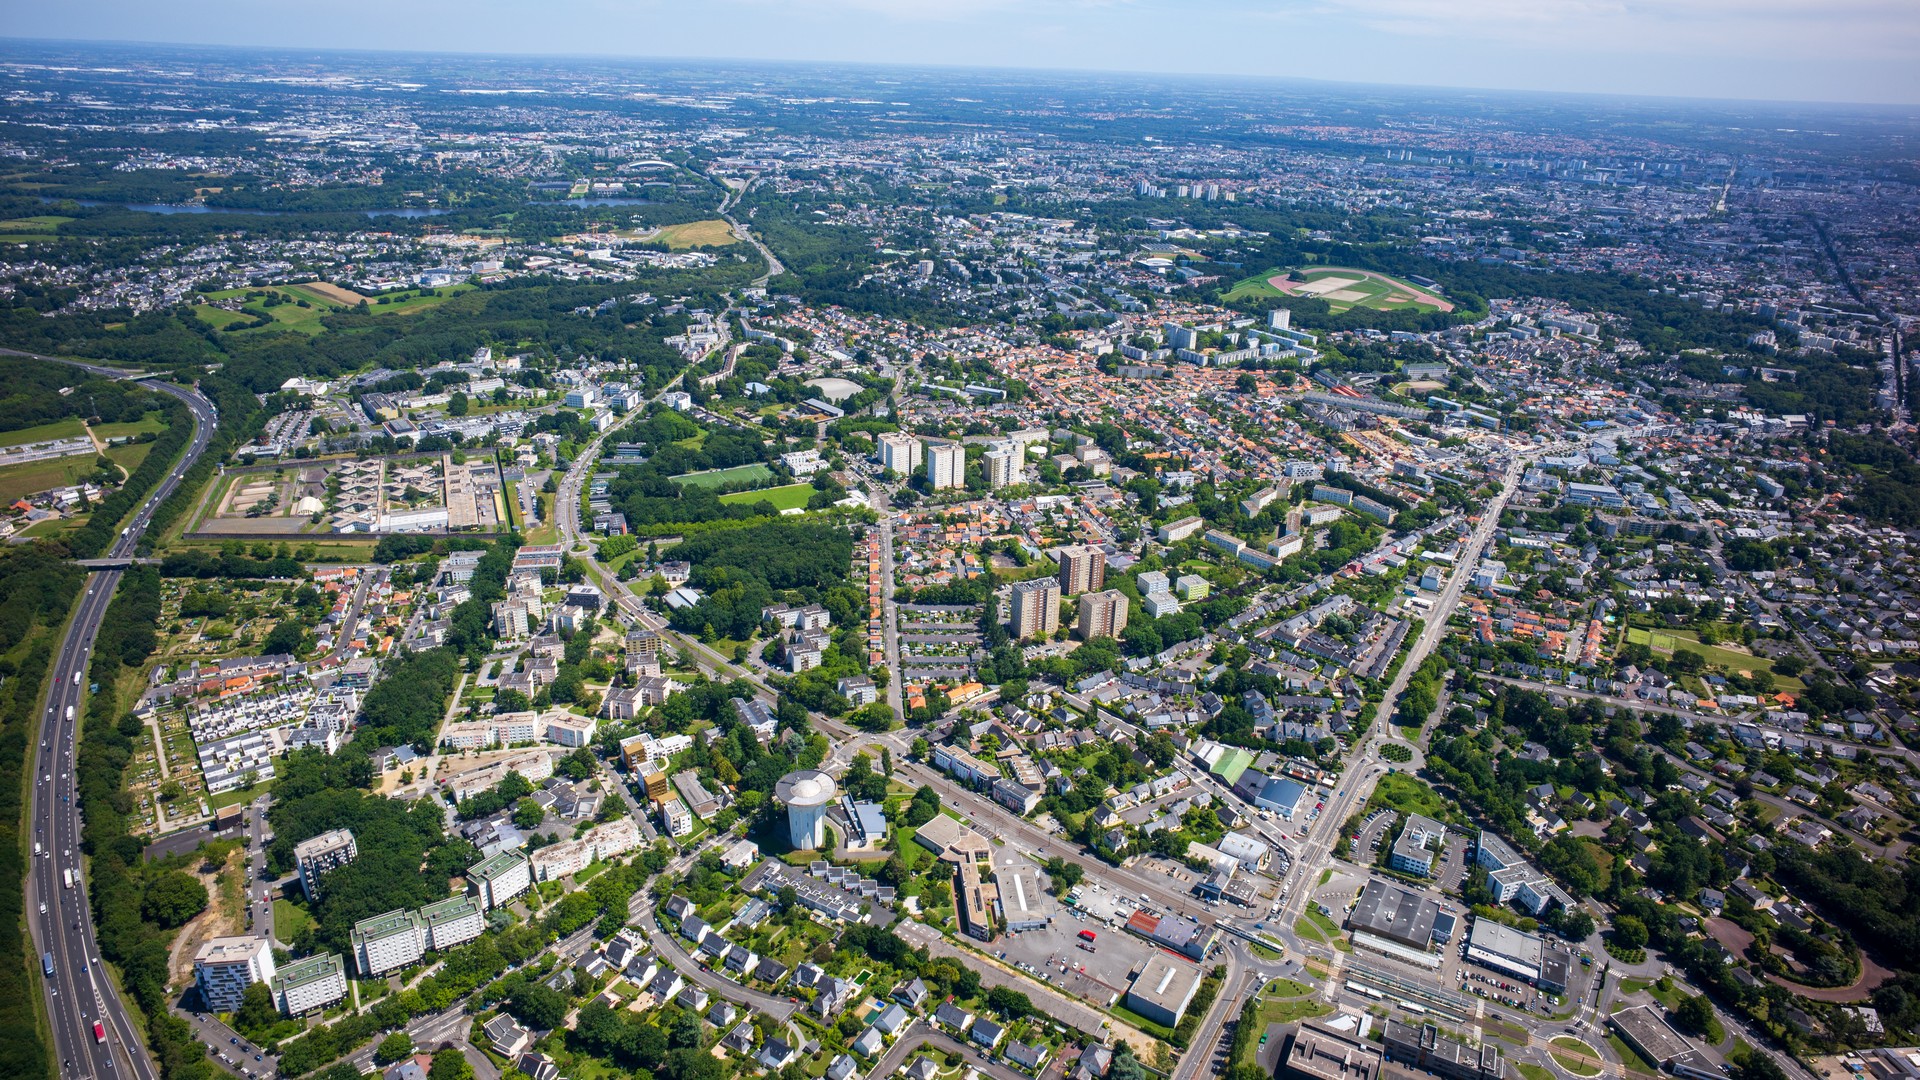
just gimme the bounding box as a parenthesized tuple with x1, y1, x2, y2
(21, 355, 217, 1080)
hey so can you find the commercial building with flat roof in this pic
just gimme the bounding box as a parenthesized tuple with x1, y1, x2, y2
(272, 952, 348, 1016)
(1282, 1019, 1384, 1080)
(1347, 880, 1440, 951)
(1464, 918, 1572, 995)
(1125, 953, 1204, 1028)
(1390, 814, 1447, 877)
(352, 909, 425, 976)
(1609, 1006, 1720, 1080)
(1125, 908, 1219, 961)
(1381, 1021, 1505, 1080)
(194, 935, 276, 1012)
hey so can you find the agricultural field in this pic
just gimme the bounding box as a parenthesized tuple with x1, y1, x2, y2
(1223, 266, 1453, 313)
(0, 213, 71, 242)
(0, 455, 106, 504)
(717, 482, 814, 511)
(654, 218, 739, 248)
(672, 462, 774, 489)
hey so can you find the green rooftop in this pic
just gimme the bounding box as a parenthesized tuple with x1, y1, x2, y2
(272, 952, 345, 991)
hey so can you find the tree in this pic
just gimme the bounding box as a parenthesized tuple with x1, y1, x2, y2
(987, 986, 1034, 1018)
(513, 798, 547, 831)
(1611, 915, 1648, 951)
(905, 785, 941, 827)
(430, 1048, 474, 1080)
(141, 870, 209, 928)
(1044, 857, 1084, 894)
(375, 1032, 416, 1065)
(232, 981, 279, 1032)
(449, 392, 470, 416)
(509, 982, 569, 1030)
(1673, 994, 1723, 1043)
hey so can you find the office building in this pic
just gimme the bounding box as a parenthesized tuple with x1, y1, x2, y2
(1282, 1020, 1381, 1080)
(1009, 578, 1061, 640)
(1125, 954, 1203, 1027)
(928, 443, 966, 490)
(1076, 589, 1129, 641)
(294, 828, 357, 899)
(272, 952, 348, 1016)
(351, 909, 425, 976)
(1389, 814, 1447, 877)
(1056, 544, 1106, 596)
(1465, 918, 1572, 995)
(877, 432, 922, 476)
(468, 850, 531, 910)
(193, 935, 277, 1012)
(1609, 1007, 1720, 1080)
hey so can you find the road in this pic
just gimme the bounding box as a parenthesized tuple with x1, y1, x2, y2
(22, 356, 217, 1080)
(1276, 452, 1528, 930)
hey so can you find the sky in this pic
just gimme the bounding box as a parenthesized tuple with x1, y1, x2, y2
(8, 0, 1919, 106)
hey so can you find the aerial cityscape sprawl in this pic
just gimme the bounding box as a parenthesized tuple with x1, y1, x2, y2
(9, 35, 1920, 1080)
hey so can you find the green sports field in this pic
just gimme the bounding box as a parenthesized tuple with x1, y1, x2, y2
(1223, 266, 1453, 314)
(717, 482, 814, 511)
(672, 463, 773, 489)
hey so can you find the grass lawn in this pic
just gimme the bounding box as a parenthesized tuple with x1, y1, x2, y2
(105, 442, 154, 476)
(91, 412, 168, 441)
(1606, 1032, 1662, 1076)
(1516, 1065, 1555, 1080)
(0, 417, 88, 447)
(0, 454, 102, 503)
(208, 780, 273, 810)
(673, 463, 773, 489)
(655, 219, 738, 249)
(717, 482, 814, 511)
(0, 214, 73, 232)
(1299, 908, 1349, 950)
(274, 898, 315, 939)
(1242, 996, 1329, 1056)
(1550, 1037, 1604, 1077)
(1266, 978, 1314, 997)
(1367, 772, 1450, 819)
(1625, 627, 1786, 682)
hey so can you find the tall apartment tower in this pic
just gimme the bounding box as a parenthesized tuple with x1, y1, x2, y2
(1268, 308, 1292, 331)
(1009, 578, 1062, 640)
(294, 828, 358, 899)
(984, 443, 1022, 488)
(877, 432, 923, 476)
(1076, 590, 1129, 642)
(928, 443, 967, 490)
(193, 935, 277, 1012)
(1056, 544, 1107, 596)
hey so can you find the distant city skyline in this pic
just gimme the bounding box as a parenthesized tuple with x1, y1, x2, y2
(6, 0, 1918, 107)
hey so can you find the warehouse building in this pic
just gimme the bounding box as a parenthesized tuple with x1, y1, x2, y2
(1125, 954, 1203, 1028)
(1464, 918, 1572, 995)
(1346, 880, 1440, 954)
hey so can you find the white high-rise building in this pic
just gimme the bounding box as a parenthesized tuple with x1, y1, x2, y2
(419, 895, 485, 952)
(928, 443, 966, 490)
(294, 828, 357, 899)
(468, 851, 531, 910)
(351, 909, 425, 976)
(193, 935, 277, 1012)
(984, 443, 1022, 488)
(877, 432, 923, 476)
(272, 953, 348, 1016)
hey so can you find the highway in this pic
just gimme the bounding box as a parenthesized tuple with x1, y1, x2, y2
(23, 357, 217, 1080)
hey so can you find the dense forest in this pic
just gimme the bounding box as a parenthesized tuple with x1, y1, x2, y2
(666, 520, 855, 640)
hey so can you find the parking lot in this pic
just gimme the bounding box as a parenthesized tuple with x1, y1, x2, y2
(991, 895, 1156, 1008)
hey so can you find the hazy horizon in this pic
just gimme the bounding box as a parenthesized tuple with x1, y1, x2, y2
(4, 0, 1918, 107)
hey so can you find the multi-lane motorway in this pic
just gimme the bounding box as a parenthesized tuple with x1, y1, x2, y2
(23, 357, 217, 1080)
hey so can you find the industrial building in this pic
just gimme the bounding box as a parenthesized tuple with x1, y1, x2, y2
(1125, 954, 1204, 1028)
(1346, 880, 1440, 952)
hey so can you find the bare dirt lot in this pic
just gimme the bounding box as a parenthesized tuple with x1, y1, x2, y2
(294, 280, 371, 305)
